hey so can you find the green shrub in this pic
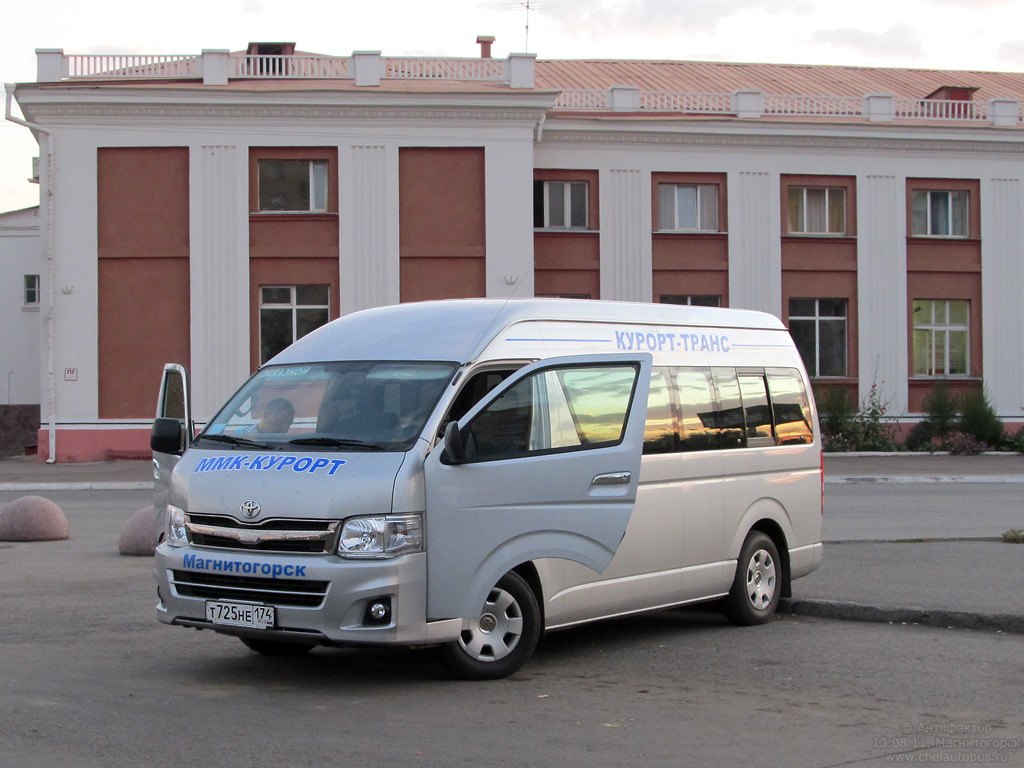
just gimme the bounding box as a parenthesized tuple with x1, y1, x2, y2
(1002, 529, 1024, 544)
(922, 380, 958, 440)
(957, 389, 1004, 449)
(851, 382, 899, 452)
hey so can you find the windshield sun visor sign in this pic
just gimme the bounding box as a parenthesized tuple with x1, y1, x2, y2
(193, 455, 347, 475)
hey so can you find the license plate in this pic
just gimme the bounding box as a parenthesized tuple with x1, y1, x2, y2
(205, 601, 275, 629)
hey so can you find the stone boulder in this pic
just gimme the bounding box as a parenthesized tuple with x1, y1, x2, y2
(0, 495, 70, 541)
(118, 506, 159, 556)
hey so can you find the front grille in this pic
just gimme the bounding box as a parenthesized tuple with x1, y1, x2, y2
(186, 514, 338, 554)
(171, 569, 329, 608)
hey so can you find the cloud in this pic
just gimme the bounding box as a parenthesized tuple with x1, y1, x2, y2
(549, 0, 812, 39)
(810, 22, 925, 61)
(997, 39, 1024, 65)
(241, 0, 266, 12)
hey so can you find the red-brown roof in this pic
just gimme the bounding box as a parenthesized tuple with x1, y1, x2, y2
(534, 59, 1024, 102)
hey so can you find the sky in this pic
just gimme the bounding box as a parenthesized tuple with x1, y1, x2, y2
(3, 0, 1024, 212)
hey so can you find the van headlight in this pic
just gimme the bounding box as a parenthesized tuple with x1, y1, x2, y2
(338, 514, 423, 559)
(166, 504, 187, 546)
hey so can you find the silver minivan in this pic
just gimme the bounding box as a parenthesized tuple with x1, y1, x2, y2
(152, 299, 822, 679)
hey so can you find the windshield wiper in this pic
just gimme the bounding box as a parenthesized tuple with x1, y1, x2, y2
(199, 433, 275, 450)
(288, 437, 386, 451)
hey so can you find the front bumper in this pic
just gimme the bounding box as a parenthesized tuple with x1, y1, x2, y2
(153, 544, 460, 646)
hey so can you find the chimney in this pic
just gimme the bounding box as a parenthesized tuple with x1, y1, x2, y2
(477, 35, 495, 59)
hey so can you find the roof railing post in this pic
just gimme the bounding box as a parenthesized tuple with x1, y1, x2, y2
(353, 51, 381, 86)
(609, 85, 641, 111)
(732, 89, 764, 119)
(989, 98, 1020, 127)
(36, 49, 65, 82)
(201, 50, 231, 85)
(508, 52, 536, 89)
(865, 94, 895, 122)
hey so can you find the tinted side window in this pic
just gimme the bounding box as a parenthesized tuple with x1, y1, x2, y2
(644, 369, 677, 454)
(711, 368, 745, 449)
(767, 369, 814, 445)
(464, 364, 638, 462)
(675, 368, 719, 452)
(738, 374, 774, 446)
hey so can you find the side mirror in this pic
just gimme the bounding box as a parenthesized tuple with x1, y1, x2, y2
(442, 420, 464, 465)
(151, 417, 185, 456)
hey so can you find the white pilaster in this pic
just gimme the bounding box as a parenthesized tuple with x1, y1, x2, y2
(189, 145, 250, 422)
(982, 178, 1024, 418)
(485, 141, 534, 298)
(340, 145, 397, 313)
(857, 174, 908, 414)
(728, 171, 781, 317)
(600, 168, 650, 302)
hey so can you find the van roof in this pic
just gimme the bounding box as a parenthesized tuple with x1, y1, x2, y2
(269, 298, 786, 365)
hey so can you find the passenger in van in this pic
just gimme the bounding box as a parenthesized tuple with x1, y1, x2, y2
(241, 397, 295, 435)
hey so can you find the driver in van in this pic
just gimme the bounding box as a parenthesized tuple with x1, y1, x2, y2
(241, 397, 295, 435)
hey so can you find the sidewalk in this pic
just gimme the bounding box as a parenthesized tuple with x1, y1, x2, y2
(2, 452, 1022, 636)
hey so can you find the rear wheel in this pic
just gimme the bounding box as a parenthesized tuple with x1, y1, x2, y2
(438, 570, 541, 680)
(240, 637, 316, 657)
(724, 531, 781, 626)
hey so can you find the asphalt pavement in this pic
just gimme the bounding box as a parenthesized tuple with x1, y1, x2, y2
(2, 452, 1022, 634)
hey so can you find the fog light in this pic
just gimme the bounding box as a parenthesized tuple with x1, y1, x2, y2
(364, 599, 392, 626)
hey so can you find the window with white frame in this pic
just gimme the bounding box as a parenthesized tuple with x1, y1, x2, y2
(258, 159, 328, 212)
(260, 285, 330, 364)
(911, 190, 969, 237)
(913, 299, 969, 376)
(534, 180, 588, 229)
(24, 274, 40, 306)
(788, 298, 847, 377)
(659, 294, 721, 307)
(787, 186, 846, 235)
(658, 183, 718, 231)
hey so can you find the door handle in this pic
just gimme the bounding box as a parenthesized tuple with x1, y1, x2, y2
(592, 471, 631, 485)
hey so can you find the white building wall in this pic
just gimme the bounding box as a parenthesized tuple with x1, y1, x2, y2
(982, 177, 1024, 419)
(340, 144, 397, 313)
(601, 168, 649, 302)
(189, 144, 250, 424)
(0, 207, 41, 405)
(728, 170, 781, 318)
(857, 173, 908, 415)
(486, 140, 536, 299)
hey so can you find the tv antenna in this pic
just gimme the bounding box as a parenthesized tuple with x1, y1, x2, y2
(503, 0, 554, 52)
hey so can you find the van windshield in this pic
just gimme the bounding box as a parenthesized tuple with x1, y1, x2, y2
(197, 361, 457, 452)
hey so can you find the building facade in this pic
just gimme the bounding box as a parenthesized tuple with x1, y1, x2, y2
(9, 44, 1024, 461)
(0, 206, 41, 454)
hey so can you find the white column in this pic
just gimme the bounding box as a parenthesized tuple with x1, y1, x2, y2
(857, 174, 908, 414)
(485, 141, 534, 298)
(728, 171, 781, 317)
(600, 168, 650, 302)
(189, 145, 250, 422)
(981, 178, 1024, 419)
(340, 145, 398, 313)
(50, 134, 98, 421)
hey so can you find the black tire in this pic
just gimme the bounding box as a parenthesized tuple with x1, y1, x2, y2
(438, 570, 541, 680)
(724, 531, 781, 626)
(240, 637, 316, 657)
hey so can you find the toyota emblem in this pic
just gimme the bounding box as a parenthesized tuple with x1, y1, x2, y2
(239, 500, 261, 519)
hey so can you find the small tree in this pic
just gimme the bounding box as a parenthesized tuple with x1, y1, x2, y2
(852, 381, 899, 451)
(816, 385, 857, 451)
(958, 389, 1003, 449)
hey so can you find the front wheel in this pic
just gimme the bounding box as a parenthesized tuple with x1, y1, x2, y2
(724, 531, 781, 626)
(438, 570, 541, 680)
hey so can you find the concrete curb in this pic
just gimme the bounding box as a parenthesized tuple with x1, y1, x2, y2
(0, 482, 153, 492)
(780, 598, 1024, 634)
